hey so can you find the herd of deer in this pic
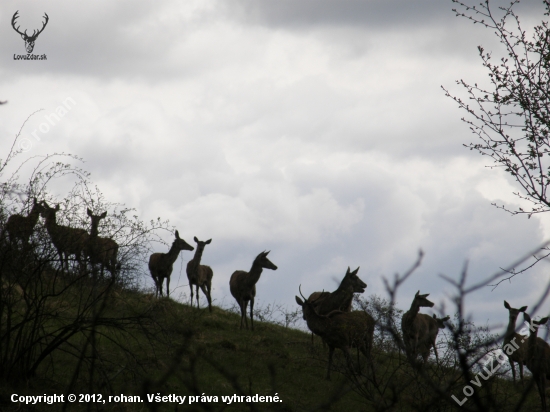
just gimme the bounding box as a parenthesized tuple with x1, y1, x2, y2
(4, 198, 550, 408)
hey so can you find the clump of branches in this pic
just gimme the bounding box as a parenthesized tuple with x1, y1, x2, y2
(443, 0, 550, 279)
(0, 114, 176, 396)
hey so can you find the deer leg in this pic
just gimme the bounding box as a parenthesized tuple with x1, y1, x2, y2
(509, 358, 516, 384)
(239, 301, 246, 329)
(166, 276, 170, 297)
(537, 376, 546, 412)
(519, 361, 524, 384)
(159, 278, 164, 297)
(327, 346, 335, 380)
(244, 301, 249, 329)
(204, 282, 212, 312)
(189, 283, 194, 307)
(343, 347, 355, 375)
(196, 284, 201, 309)
(199, 284, 209, 310)
(250, 297, 255, 331)
(56, 248, 64, 271)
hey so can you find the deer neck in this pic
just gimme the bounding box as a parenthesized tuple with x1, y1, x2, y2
(90, 220, 100, 239)
(408, 301, 421, 317)
(165, 243, 182, 264)
(28, 205, 41, 226)
(189, 246, 205, 274)
(528, 324, 539, 358)
(246, 261, 264, 286)
(402, 302, 420, 330)
(505, 313, 519, 341)
(330, 284, 353, 309)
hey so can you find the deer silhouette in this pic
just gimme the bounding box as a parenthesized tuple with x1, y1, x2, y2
(11, 11, 49, 54)
(186, 237, 213, 312)
(41, 201, 89, 272)
(86, 209, 119, 278)
(229, 251, 277, 330)
(523, 312, 550, 412)
(149, 230, 194, 298)
(303, 266, 366, 345)
(504, 300, 528, 384)
(401, 291, 435, 364)
(4, 197, 44, 246)
(296, 286, 375, 380)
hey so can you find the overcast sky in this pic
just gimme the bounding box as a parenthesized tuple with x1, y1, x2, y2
(2, 0, 550, 333)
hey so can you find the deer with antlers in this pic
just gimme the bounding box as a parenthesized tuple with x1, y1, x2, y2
(149, 230, 194, 298)
(523, 312, 550, 412)
(303, 266, 366, 344)
(86, 209, 119, 278)
(296, 286, 375, 380)
(4, 197, 44, 246)
(401, 291, 436, 364)
(41, 201, 89, 272)
(11, 11, 49, 54)
(503, 300, 528, 384)
(229, 251, 277, 330)
(186, 237, 213, 312)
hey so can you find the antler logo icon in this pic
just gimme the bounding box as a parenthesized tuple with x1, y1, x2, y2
(11, 11, 49, 54)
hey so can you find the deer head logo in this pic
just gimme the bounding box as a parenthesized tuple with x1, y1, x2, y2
(11, 11, 49, 54)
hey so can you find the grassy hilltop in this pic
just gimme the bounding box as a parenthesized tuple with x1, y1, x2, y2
(0, 197, 545, 412)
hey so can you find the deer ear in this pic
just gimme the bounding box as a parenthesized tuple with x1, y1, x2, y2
(433, 314, 437, 319)
(54, 204, 60, 211)
(443, 316, 450, 321)
(100, 211, 107, 218)
(523, 313, 531, 322)
(541, 317, 550, 325)
(194, 236, 198, 243)
(520, 306, 528, 312)
(175, 230, 180, 239)
(504, 301, 510, 309)
(415, 291, 420, 297)
(264, 250, 270, 256)
(295, 296, 304, 306)
(87, 208, 93, 217)
(205, 239, 212, 244)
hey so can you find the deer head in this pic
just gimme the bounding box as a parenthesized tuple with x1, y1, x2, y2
(12, 11, 49, 54)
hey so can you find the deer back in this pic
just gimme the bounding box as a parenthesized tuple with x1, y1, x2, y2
(314, 310, 374, 349)
(229, 270, 255, 301)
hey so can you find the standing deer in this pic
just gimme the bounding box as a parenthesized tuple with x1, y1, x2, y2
(303, 266, 366, 344)
(186, 237, 213, 312)
(229, 251, 277, 330)
(86, 209, 119, 278)
(504, 300, 528, 384)
(41, 201, 89, 271)
(149, 230, 194, 298)
(4, 197, 44, 246)
(296, 286, 375, 380)
(523, 312, 550, 412)
(401, 291, 435, 364)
